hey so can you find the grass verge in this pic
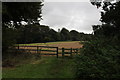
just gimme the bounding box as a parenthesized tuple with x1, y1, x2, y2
(2, 56, 75, 78)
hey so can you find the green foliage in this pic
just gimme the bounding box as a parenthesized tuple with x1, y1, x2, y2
(91, 1, 120, 34)
(60, 28, 71, 41)
(75, 38, 120, 79)
(2, 26, 17, 54)
(49, 29, 61, 41)
(16, 25, 92, 44)
(2, 2, 43, 57)
(70, 30, 80, 41)
(16, 24, 61, 43)
(75, 1, 120, 79)
(2, 2, 43, 25)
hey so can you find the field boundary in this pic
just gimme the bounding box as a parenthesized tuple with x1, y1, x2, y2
(14, 46, 81, 58)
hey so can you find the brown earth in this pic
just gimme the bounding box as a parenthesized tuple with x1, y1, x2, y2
(19, 42, 83, 49)
(46, 42, 83, 48)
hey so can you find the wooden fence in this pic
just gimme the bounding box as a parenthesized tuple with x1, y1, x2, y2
(15, 46, 81, 58)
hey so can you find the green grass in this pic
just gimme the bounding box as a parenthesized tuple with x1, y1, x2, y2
(2, 56, 75, 78)
(15, 41, 80, 46)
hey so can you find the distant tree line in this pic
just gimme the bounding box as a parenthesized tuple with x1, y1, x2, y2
(15, 24, 92, 44)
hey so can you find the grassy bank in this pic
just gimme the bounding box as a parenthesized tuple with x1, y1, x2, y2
(3, 56, 75, 78)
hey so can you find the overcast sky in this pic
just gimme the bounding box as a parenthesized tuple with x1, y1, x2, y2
(40, 2, 102, 34)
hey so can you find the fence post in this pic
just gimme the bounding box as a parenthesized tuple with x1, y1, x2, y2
(18, 46, 19, 50)
(37, 46, 41, 59)
(56, 47, 58, 58)
(39, 48, 41, 59)
(37, 46, 39, 54)
(70, 48, 72, 57)
(76, 48, 78, 54)
(62, 48, 64, 58)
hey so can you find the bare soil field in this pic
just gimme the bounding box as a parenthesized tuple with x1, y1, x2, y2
(45, 41, 83, 48)
(19, 41, 83, 48)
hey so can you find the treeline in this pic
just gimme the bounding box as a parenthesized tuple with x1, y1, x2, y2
(14, 24, 92, 44)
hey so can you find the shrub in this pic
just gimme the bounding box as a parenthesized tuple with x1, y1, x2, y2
(75, 38, 120, 79)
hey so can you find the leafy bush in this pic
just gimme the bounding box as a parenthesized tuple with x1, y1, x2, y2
(75, 38, 120, 79)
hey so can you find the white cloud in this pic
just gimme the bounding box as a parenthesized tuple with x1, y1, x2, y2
(40, 2, 101, 33)
(44, 0, 89, 2)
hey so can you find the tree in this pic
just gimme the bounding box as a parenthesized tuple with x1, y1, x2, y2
(2, 2, 43, 55)
(92, 0, 120, 44)
(49, 29, 60, 41)
(91, 0, 120, 35)
(70, 30, 80, 41)
(75, 1, 120, 79)
(60, 28, 71, 41)
(2, 2, 43, 27)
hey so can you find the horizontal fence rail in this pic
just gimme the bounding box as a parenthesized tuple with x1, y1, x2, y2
(13, 46, 81, 58)
(15, 46, 58, 48)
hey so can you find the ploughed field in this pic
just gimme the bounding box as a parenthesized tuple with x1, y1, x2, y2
(18, 41, 83, 48)
(47, 41, 83, 48)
